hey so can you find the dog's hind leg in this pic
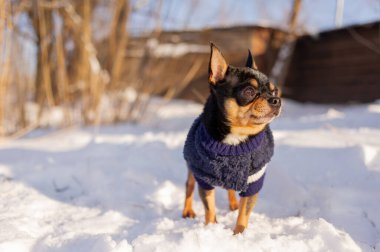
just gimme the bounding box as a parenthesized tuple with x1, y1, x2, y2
(182, 169, 196, 218)
(227, 190, 239, 211)
(233, 193, 258, 234)
(199, 187, 217, 224)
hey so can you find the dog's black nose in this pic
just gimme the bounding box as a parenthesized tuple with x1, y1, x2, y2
(268, 97, 281, 107)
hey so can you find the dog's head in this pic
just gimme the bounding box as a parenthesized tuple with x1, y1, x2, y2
(208, 43, 282, 136)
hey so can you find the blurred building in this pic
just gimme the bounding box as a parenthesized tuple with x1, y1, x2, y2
(123, 26, 286, 102)
(285, 21, 380, 103)
(122, 21, 380, 103)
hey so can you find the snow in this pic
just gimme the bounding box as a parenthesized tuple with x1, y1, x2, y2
(0, 98, 380, 251)
(147, 39, 209, 58)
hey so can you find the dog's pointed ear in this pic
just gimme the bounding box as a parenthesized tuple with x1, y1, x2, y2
(245, 49, 258, 70)
(209, 43, 228, 85)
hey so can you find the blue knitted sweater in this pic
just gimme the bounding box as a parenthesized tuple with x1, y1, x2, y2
(183, 116, 274, 192)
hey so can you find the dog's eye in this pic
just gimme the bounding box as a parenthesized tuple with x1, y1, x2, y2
(243, 86, 256, 98)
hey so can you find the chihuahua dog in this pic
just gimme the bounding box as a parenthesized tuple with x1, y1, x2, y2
(182, 43, 281, 234)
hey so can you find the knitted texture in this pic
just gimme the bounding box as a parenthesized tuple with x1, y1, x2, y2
(183, 116, 274, 192)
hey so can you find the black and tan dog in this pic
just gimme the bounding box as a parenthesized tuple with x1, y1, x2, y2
(182, 43, 281, 234)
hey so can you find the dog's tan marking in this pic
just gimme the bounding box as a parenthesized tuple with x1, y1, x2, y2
(233, 193, 259, 234)
(182, 169, 196, 218)
(228, 190, 239, 211)
(224, 98, 269, 137)
(199, 187, 217, 224)
(269, 82, 275, 91)
(250, 79, 259, 88)
(230, 125, 266, 137)
(269, 82, 282, 97)
(251, 97, 272, 117)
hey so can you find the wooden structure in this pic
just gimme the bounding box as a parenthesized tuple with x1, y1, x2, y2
(121, 21, 380, 104)
(284, 21, 380, 103)
(122, 26, 285, 102)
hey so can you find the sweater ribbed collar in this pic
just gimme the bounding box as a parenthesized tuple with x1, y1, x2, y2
(198, 122, 266, 156)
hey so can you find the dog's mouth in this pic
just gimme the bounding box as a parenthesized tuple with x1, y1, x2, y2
(249, 107, 281, 124)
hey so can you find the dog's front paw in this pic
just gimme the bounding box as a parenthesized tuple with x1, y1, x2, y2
(233, 225, 246, 235)
(229, 201, 239, 211)
(182, 208, 196, 218)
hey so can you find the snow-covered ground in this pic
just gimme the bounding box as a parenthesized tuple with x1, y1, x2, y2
(0, 98, 380, 252)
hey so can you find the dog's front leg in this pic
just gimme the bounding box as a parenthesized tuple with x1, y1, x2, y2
(227, 190, 239, 211)
(182, 169, 196, 218)
(233, 193, 258, 234)
(198, 187, 217, 224)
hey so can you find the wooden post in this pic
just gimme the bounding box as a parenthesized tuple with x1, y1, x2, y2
(335, 0, 345, 28)
(109, 0, 130, 89)
(270, 0, 302, 90)
(0, 0, 11, 136)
